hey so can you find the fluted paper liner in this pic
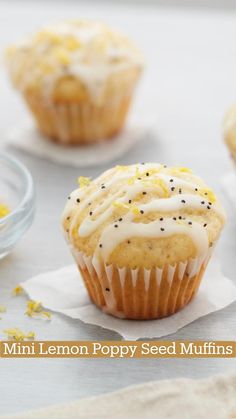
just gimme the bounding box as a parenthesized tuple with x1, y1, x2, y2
(70, 247, 213, 320)
(24, 93, 132, 145)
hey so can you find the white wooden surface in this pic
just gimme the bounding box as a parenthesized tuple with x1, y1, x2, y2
(0, 1, 236, 416)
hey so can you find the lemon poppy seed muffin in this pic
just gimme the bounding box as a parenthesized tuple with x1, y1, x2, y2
(224, 104, 236, 166)
(62, 163, 225, 319)
(5, 20, 144, 145)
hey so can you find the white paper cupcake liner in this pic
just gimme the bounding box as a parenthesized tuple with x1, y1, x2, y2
(69, 246, 213, 320)
(20, 255, 236, 339)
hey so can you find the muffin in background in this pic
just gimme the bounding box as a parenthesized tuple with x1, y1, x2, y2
(62, 163, 225, 320)
(224, 104, 236, 166)
(5, 20, 144, 145)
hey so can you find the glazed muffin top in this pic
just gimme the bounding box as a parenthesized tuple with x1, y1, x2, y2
(5, 20, 144, 102)
(62, 163, 225, 270)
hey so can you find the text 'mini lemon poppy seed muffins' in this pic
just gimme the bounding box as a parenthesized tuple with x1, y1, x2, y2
(62, 163, 225, 320)
(5, 20, 144, 145)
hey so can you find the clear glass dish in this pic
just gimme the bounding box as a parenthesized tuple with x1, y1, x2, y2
(0, 152, 35, 260)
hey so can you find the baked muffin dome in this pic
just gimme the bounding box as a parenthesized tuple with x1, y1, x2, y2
(62, 163, 225, 270)
(5, 20, 143, 144)
(6, 20, 143, 104)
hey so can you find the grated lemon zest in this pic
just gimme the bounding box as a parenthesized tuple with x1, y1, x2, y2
(145, 167, 164, 177)
(152, 179, 170, 197)
(0, 204, 10, 218)
(113, 201, 142, 216)
(78, 176, 91, 188)
(53, 47, 71, 65)
(112, 201, 129, 211)
(26, 331, 35, 339)
(65, 38, 81, 51)
(131, 204, 140, 216)
(175, 167, 192, 173)
(127, 165, 145, 185)
(27, 300, 42, 313)
(25, 300, 51, 320)
(128, 166, 165, 188)
(12, 285, 24, 296)
(127, 177, 135, 185)
(198, 188, 216, 203)
(41, 311, 52, 319)
(170, 167, 193, 178)
(4, 328, 35, 341)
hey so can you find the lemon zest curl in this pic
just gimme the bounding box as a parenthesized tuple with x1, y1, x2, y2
(112, 201, 129, 211)
(3, 328, 35, 341)
(12, 285, 24, 296)
(152, 179, 170, 197)
(78, 176, 91, 188)
(25, 300, 51, 320)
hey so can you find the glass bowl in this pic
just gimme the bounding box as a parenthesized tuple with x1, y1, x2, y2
(0, 152, 35, 260)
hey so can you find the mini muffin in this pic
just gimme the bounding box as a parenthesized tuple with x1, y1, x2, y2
(223, 104, 236, 166)
(5, 20, 144, 145)
(62, 163, 225, 320)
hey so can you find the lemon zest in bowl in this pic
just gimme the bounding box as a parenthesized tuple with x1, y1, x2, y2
(78, 176, 91, 188)
(0, 204, 10, 218)
(12, 285, 24, 296)
(170, 167, 193, 177)
(3, 328, 35, 341)
(25, 300, 51, 320)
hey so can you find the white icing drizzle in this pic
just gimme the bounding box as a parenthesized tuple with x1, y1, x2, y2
(78, 180, 166, 237)
(62, 163, 225, 263)
(138, 194, 219, 214)
(6, 21, 144, 104)
(93, 217, 209, 264)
